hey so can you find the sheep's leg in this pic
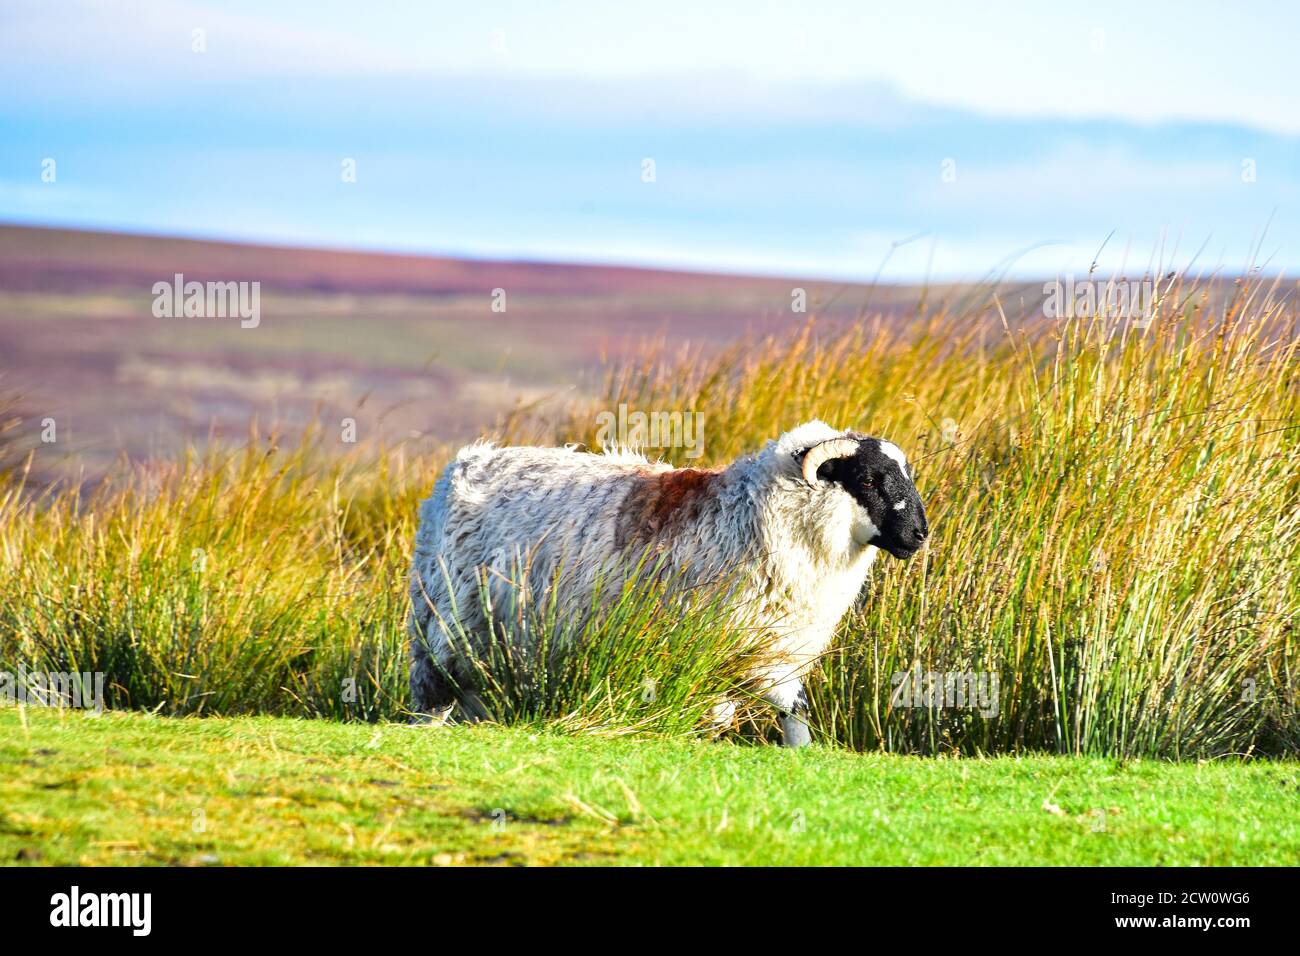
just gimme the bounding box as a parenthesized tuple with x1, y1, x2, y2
(707, 698, 737, 737)
(408, 550, 474, 722)
(408, 629, 457, 719)
(766, 677, 812, 748)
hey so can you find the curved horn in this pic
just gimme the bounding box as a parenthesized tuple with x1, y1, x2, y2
(801, 437, 860, 486)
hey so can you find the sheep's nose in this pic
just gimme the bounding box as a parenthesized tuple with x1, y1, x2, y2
(911, 526, 928, 543)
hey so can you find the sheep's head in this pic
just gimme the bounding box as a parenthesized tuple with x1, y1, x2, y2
(799, 433, 929, 559)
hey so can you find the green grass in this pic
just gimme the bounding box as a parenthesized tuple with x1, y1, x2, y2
(3, 706, 1297, 866)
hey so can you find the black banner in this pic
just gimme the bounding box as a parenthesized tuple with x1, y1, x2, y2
(0, 866, 1284, 941)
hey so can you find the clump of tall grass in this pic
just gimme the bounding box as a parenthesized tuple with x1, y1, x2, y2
(1, 273, 1296, 756)
(0, 433, 425, 721)
(532, 274, 1300, 757)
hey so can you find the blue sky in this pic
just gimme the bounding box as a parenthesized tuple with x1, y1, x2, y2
(1, 0, 1297, 280)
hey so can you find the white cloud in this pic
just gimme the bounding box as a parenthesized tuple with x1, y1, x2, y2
(5, 0, 1300, 133)
(0, 0, 427, 83)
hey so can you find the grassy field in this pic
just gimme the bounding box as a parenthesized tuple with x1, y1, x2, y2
(4, 706, 1297, 866)
(3, 268, 1295, 760)
(1, 242, 1298, 868)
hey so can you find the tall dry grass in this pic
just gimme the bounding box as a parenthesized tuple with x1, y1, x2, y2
(1, 274, 1296, 756)
(507, 274, 1300, 756)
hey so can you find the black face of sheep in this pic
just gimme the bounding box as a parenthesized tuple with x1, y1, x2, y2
(811, 436, 929, 559)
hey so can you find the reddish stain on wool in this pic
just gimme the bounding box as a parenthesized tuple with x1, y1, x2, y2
(616, 467, 720, 550)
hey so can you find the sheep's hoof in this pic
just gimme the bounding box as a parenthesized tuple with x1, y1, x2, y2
(707, 699, 737, 737)
(780, 715, 812, 748)
(409, 705, 454, 727)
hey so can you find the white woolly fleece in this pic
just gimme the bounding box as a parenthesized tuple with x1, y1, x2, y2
(408, 421, 883, 713)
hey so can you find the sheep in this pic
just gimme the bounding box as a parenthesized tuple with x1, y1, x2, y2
(407, 420, 928, 746)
